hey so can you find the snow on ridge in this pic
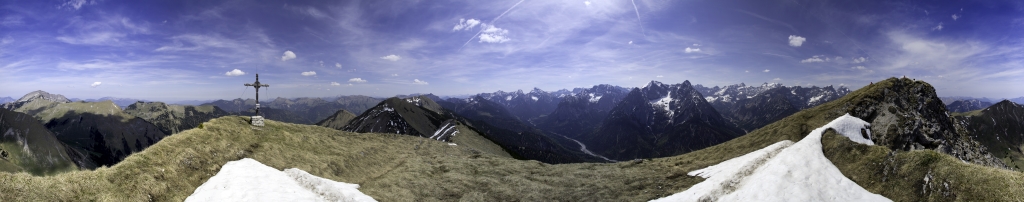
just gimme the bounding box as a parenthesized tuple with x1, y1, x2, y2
(531, 96, 538, 101)
(651, 92, 674, 117)
(808, 94, 826, 105)
(186, 158, 377, 202)
(653, 114, 887, 202)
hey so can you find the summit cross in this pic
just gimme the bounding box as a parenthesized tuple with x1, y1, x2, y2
(244, 74, 270, 126)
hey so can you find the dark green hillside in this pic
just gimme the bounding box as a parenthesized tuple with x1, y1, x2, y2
(315, 109, 357, 130)
(0, 109, 80, 175)
(954, 100, 1024, 171)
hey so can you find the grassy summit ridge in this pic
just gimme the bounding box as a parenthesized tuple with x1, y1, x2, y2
(0, 78, 1021, 201)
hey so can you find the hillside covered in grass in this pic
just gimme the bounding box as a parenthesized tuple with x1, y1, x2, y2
(1, 78, 1021, 201)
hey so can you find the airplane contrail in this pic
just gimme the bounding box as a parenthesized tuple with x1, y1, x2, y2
(459, 0, 526, 50)
(631, 0, 646, 37)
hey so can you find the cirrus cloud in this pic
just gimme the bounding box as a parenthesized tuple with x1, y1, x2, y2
(330, 82, 340, 86)
(684, 47, 701, 53)
(301, 71, 316, 76)
(90, 81, 102, 87)
(413, 79, 429, 85)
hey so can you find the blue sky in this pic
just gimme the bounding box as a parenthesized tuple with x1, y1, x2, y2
(1, 0, 1022, 101)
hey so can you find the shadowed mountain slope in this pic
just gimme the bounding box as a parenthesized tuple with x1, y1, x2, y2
(0, 108, 81, 175)
(953, 100, 1024, 170)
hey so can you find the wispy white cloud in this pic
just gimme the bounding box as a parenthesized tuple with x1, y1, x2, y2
(585, 1, 592, 7)
(335, 63, 342, 68)
(225, 69, 245, 76)
(852, 57, 867, 63)
(348, 78, 367, 83)
(788, 35, 806, 47)
(330, 82, 341, 86)
(800, 55, 826, 63)
(59, 0, 92, 10)
(281, 50, 296, 61)
(301, 71, 316, 76)
(932, 22, 944, 31)
(763, 69, 770, 72)
(453, 18, 481, 31)
(380, 54, 401, 61)
(90, 81, 102, 87)
(773, 78, 781, 81)
(952, 14, 960, 21)
(684, 47, 701, 53)
(413, 79, 429, 85)
(478, 24, 510, 43)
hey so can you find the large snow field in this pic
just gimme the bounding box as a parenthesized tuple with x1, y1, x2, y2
(653, 114, 890, 202)
(185, 158, 376, 202)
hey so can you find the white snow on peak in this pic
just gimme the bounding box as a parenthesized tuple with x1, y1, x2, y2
(506, 95, 512, 101)
(651, 92, 674, 117)
(405, 97, 421, 104)
(186, 158, 377, 202)
(808, 94, 826, 105)
(652, 114, 887, 202)
(588, 93, 601, 103)
(531, 96, 538, 101)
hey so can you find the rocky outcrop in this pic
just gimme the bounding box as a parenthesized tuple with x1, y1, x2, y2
(831, 78, 1005, 168)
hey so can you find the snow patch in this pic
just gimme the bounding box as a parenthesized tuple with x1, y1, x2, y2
(505, 96, 512, 101)
(651, 92, 674, 117)
(653, 114, 887, 202)
(186, 158, 376, 202)
(531, 96, 538, 101)
(808, 94, 825, 104)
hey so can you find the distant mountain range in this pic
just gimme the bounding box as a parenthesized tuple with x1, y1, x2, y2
(0, 97, 13, 105)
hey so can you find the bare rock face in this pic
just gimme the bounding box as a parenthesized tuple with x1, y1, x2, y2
(834, 78, 1005, 168)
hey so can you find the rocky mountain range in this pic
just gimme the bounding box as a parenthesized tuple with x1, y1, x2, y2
(535, 84, 631, 138)
(585, 80, 745, 160)
(201, 95, 382, 124)
(945, 99, 994, 113)
(0, 97, 13, 105)
(694, 83, 852, 132)
(474, 88, 570, 123)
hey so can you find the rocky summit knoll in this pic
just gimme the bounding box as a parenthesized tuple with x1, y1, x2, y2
(832, 78, 1004, 168)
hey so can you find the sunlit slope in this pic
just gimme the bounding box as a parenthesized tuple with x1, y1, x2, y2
(0, 116, 689, 201)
